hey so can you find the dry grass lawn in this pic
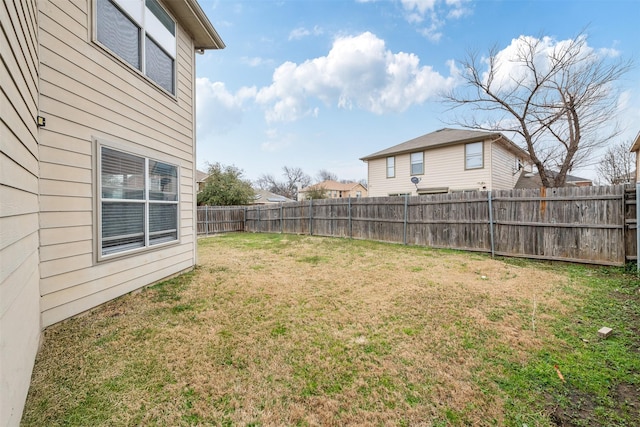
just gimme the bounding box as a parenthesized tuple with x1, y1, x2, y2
(22, 233, 640, 426)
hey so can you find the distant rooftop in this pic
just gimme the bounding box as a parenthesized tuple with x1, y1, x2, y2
(360, 128, 526, 161)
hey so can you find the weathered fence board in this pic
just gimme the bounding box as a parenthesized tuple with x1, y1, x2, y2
(198, 184, 637, 266)
(197, 206, 245, 235)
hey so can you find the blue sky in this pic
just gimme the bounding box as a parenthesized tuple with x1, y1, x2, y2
(194, 0, 640, 183)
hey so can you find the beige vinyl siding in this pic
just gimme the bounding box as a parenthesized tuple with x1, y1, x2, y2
(367, 143, 494, 197)
(490, 142, 522, 190)
(367, 154, 415, 196)
(423, 144, 492, 191)
(1, 0, 42, 425)
(37, 0, 198, 327)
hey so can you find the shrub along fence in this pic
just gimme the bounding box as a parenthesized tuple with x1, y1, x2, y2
(198, 184, 639, 266)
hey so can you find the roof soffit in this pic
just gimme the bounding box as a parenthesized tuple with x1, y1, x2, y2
(162, 0, 225, 50)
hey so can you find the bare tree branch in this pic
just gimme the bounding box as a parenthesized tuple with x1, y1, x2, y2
(442, 31, 633, 187)
(596, 140, 636, 185)
(255, 166, 312, 200)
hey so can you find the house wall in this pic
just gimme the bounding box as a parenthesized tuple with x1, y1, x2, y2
(366, 142, 495, 197)
(0, 1, 43, 425)
(346, 184, 368, 198)
(37, 0, 198, 327)
(490, 141, 523, 190)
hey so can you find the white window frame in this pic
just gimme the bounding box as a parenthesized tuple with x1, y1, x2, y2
(465, 142, 484, 170)
(410, 152, 424, 175)
(386, 156, 395, 178)
(96, 140, 180, 261)
(94, 0, 177, 95)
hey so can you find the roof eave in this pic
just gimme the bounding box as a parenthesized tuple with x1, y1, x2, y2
(630, 131, 640, 152)
(360, 133, 509, 161)
(164, 0, 225, 50)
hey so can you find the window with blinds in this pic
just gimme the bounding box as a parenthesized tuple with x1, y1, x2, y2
(465, 142, 484, 169)
(386, 156, 395, 178)
(96, 0, 176, 94)
(410, 152, 424, 175)
(100, 146, 178, 257)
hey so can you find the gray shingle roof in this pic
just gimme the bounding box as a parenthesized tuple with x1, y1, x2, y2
(196, 170, 209, 182)
(360, 128, 524, 160)
(252, 189, 295, 204)
(515, 171, 592, 189)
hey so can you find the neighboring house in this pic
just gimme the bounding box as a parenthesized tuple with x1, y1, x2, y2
(630, 132, 640, 182)
(196, 169, 210, 192)
(297, 180, 368, 201)
(515, 171, 593, 189)
(1, 1, 223, 425)
(613, 170, 635, 185)
(253, 189, 296, 205)
(360, 128, 529, 197)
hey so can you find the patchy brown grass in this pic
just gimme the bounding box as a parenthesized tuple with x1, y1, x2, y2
(22, 233, 635, 426)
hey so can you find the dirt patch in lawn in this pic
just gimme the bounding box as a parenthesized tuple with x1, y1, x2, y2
(23, 234, 603, 426)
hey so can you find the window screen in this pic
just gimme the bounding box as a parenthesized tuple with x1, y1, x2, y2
(96, 0, 176, 94)
(466, 142, 483, 169)
(100, 146, 178, 257)
(410, 152, 423, 175)
(96, 0, 140, 69)
(145, 36, 174, 94)
(386, 157, 395, 178)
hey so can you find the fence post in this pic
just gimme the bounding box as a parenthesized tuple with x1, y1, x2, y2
(348, 197, 352, 239)
(257, 206, 261, 232)
(280, 204, 283, 233)
(488, 191, 495, 258)
(403, 194, 408, 245)
(330, 202, 333, 236)
(205, 206, 209, 236)
(309, 199, 313, 236)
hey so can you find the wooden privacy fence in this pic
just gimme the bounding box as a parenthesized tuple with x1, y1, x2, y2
(197, 206, 245, 235)
(198, 184, 639, 266)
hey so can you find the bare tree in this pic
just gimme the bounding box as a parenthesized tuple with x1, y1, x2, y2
(316, 169, 338, 183)
(596, 141, 635, 185)
(255, 166, 312, 200)
(443, 32, 632, 187)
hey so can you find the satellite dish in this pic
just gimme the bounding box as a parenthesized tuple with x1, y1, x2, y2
(411, 177, 419, 184)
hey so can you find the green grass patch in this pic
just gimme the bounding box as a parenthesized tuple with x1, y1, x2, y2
(22, 233, 640, 426)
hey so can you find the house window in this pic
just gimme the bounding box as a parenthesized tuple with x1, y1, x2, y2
(515, 157, 524, 172)
(96, 0, 176, 94)
(356, 191, 361, 198)
(386, 156, 395, 178)
(410, 152, 423, 175)
(465, 142, 483, 169)
(99, 146, 178, 257)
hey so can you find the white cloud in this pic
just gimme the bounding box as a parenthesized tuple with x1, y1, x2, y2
(616, 90, 640, 138)
(255, 32, 457, 123)
(260, 128, 294, 152)
(483, 35, 600, 91)
(195, 78, 256, 137)
(289, 26, 323, 41)
(401, 0, 438, 17)
(400, 0, 471, 40)
(418, 14, 444, 42)
(598, 47, 621, 58)
(241, 56, 273, 67)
